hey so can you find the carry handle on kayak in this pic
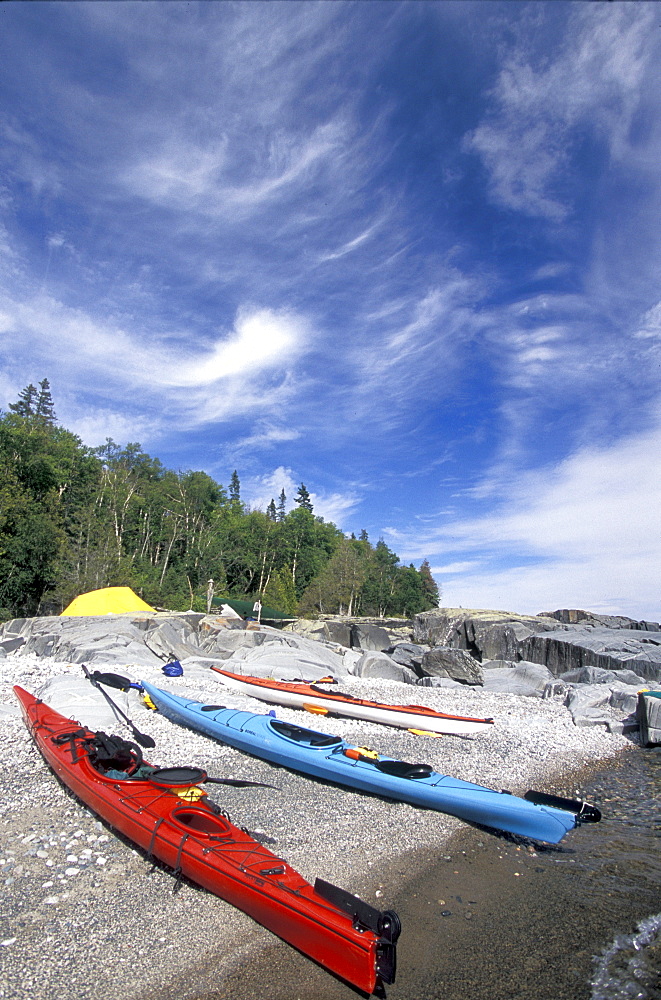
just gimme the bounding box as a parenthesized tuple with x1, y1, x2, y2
(524, 789, 601, 823)
(314, 878, 401, 944)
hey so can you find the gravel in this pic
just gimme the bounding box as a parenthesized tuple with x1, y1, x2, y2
(0, 652, 632, 1000)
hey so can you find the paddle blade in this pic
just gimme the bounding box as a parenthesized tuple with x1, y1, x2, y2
(205, 777, 279, 790)
(407, 728, 444, 738)
(133, 731, 156, 749)
(91, 670, 133, 691)
(302, 703, 329, 715)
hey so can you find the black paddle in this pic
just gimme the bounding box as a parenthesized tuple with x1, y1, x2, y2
(82, 665, 156, 749)
(147, 766, 278, 790)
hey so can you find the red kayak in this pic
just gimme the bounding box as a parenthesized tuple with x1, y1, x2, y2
(14, 685, 399, 995)
(211, 666, 494, 736)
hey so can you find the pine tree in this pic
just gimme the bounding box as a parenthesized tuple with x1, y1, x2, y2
(419, 559, 440, 608)
(229, 470, 241, 510)
(266, 498, 277, 521)
(35, 379, 56, 424)
(294, 483, 313, 512)
(277, 488, 287, 522)
(8, 383, 38, 417)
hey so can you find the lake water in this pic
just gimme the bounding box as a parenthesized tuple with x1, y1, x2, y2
(206, 745, 661, 1000)
(392, 744, 661, 1000)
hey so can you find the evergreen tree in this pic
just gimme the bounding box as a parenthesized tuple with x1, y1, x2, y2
(8, 383, 38, 417)
(35, 379, 56, 424)
(294, 483, 313, 512)
(359, 528, 369, 541)
(229, 470, 241, 505)
(266, 498, 277, 521)
(277, 488, 287, 521)
(419, 559, 440, 608)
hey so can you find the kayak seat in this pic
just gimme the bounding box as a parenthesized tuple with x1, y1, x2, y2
(374, 760, 433, 780)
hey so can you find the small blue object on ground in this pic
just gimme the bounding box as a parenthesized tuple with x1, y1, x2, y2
(162, 660, 183, 677)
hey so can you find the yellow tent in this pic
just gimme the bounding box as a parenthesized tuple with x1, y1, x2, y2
(61, 587, 156, 617)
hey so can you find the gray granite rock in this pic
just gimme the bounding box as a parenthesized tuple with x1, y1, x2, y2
(350, 623, 391, 652)
(541, 608, 660, 631)
(415, 675, 466, 688)
(0, 636, 24, 654)
(413, 608, 564, 660)
(35, 673, 137, 732)
(482, 662, 555, 698)
(420, 647, 484, 685)
(143, 620, 201, 661)
(559, 666, 647, 686)
(519, 628, 661, 682)
(388, 642, 428, 671)
(322, 620, 353, 648)
(563, 682, 642, 730)
(198, 627, 268, 657)
(352, 651, 418, 684)
(637, 692, 661, 745)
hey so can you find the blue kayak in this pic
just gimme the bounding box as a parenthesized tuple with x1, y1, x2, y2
(141, 681, 600, 844)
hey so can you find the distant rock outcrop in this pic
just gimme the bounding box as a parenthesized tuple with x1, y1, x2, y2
(413, 607, 661, 684)
(518, 628, 661, 683)
(540, 609, 661, 631)
(413, 608, 564, 661)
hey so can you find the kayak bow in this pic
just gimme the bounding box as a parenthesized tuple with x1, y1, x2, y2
(13, 685, 399, 995)
(210, 666, 494, 736)
(141, 681, 600, 845)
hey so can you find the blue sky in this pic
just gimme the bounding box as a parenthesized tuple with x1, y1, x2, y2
(1, 2, 660, 620)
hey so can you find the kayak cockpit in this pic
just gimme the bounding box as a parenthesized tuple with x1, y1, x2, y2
(171, 808, 233, 836)
(268, 719, 342, 749)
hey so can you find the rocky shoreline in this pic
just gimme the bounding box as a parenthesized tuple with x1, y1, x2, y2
(0, 606, 657, 999)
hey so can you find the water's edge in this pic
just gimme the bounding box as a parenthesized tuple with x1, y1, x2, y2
(175, 747, 661, 1000)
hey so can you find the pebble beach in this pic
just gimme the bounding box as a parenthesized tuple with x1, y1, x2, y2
(0, 652, 637, 1000)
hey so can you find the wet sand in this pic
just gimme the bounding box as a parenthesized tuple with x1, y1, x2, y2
(183, 753, 661, 1000)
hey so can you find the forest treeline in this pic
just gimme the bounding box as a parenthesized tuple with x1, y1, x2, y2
(0, 381, 440, 621)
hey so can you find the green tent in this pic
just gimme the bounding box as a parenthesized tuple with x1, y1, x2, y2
(212, 597, 294, 621)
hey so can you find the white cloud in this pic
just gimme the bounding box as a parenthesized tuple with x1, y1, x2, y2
(464, 5, 656, 219)
(317, 220, 383, 262)
(0, 291, 309, 430)
(387, 419, 661, 622)
(170, 308, 307, 387)
(634, 301, 661, 341)
(126, 120, 348, 217)
(312, 490, 361, 527)
(244, 465, 360, 526)
(60, 408, 161, 451)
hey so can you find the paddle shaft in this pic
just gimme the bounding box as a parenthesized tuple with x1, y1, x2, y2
(81, 665, 156, 748)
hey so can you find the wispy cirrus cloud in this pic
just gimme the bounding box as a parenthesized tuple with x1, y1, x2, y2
(464, 4, 656, 220)
(0, 287, 312, 440)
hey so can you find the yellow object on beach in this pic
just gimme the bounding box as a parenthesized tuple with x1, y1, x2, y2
(61, 586, 155, 616)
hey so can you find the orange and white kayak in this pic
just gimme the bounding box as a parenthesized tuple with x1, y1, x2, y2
(210, 667, 494, 736)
